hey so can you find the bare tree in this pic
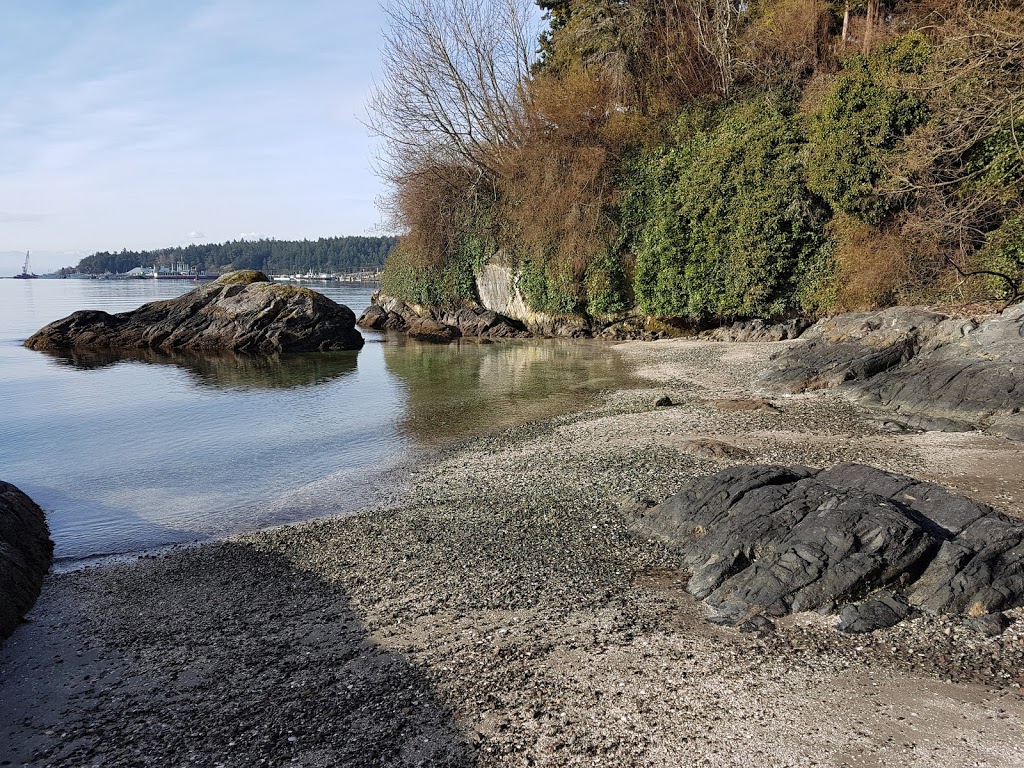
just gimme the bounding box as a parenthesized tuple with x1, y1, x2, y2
(367, 0, 541, 199)
(689, 0, 740, 97)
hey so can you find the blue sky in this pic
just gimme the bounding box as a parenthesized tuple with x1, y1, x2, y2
(1, 1, 389, 272)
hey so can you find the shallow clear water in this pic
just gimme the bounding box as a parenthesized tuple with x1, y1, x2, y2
(0, 278, 631, 562)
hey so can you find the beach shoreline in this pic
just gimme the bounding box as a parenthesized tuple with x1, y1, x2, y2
(3, 338, 1024, 767)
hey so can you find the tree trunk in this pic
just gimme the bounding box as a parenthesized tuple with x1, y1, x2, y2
(863, 0, 878, 55)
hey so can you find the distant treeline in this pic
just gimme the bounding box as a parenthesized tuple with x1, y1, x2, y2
(75, 236, 399, 275)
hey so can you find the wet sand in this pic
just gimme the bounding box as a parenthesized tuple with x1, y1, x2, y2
(2, 338, 1023, 767)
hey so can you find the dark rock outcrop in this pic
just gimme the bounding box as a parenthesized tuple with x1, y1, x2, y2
(760, 304, 1024, 437)
(407, 317, 462, 344)
(359, 293, 689, 341)
(632, 463, 1024, 632)
(357, 293, 529, 343)
(760, 307, 961, 393)
(1, 482, 53, 642)
(25, 271, 364, 354)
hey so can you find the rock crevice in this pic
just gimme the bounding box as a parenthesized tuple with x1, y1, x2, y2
(632, 463, 1024, 632)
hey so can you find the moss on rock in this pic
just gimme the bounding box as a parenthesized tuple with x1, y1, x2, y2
(215, 270, 272, 286)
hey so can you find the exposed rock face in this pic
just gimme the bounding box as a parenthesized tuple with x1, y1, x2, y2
(1, 482, 53, 642)
(25, 271, 364, 354)
(357, 293, 529, 343)
(761, 304, 1024, 437)
(632, 463, 1024, 632)
(474, 263, 595, 337)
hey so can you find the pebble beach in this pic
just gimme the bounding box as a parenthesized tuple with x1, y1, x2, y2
(3, 338, 1024, 767)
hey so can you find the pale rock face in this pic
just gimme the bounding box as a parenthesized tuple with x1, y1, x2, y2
(475, 263, 592, 337)
(476, 264, 531, 320)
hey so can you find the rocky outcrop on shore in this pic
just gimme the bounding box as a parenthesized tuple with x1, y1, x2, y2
(761, 304, 1024, 437)
(358, 293, 531, 342)
(25, 271, 364, 354)
(633, 463, 1024, 633)
(359, 292, 690, 342)
(0, 482, 53, 642)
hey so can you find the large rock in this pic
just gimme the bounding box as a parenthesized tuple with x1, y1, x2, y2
(357, 293, 529, 343)
(760, 304, 1024, 437)
(632, 463, 1024, 631)
(1, 482, 53, 642)
(25, 271, 364, 354)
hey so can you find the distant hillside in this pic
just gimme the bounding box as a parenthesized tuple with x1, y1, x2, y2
(75, 236, 399, 275)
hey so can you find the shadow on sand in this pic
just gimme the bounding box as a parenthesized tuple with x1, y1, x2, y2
(0, 542, 470, 767)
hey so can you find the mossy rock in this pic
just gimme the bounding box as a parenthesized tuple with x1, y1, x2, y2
(215, 270, 271, 286)
(254, 283, 320, 299)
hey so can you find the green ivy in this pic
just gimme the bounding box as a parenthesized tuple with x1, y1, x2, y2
(380, 236, 484, 306)
(584, 249, 629, 316)
(977, 210, 1024, 294)
(622, 98, 831, 320)
(807, 32, 932, 222)
(518, 252, 582, 314)
(380, 204, 499, 307)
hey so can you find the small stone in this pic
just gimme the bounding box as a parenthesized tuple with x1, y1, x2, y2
(738, 615, 776, 633)
(654, 395, 673, 407)
(965, 613, 1011, 637)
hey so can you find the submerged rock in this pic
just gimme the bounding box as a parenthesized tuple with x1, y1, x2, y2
(0, 481, 53, 642)
(25, 271, 364, 354)
(632, 463, 1024, 632)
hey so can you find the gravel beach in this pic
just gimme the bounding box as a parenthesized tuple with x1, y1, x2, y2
(2, 338, 1024, 767)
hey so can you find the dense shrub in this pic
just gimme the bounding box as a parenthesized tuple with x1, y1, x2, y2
(584, 248, 630, 316)
(517, 252, 583, 314)
(380, 232, 491, 306)
(807, 33, 932, 223)
(375, 2, 1023, 321)
(623, 98, 830, 320)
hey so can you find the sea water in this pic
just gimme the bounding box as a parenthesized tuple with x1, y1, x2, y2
(0, 278, 630, 563)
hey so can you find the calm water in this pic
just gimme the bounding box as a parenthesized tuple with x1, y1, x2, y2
(0, 278, 631, 563)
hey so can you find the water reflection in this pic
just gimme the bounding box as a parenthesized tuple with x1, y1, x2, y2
(38, 348, 360, 391)
(384, 337, 634, 441)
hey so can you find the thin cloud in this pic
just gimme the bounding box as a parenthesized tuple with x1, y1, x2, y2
(0, 1, 386, 252)
(0, 210, 45, 223)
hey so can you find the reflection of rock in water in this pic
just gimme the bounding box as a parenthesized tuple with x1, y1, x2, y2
(476, 341, 624, 394)
(384, 339, 632, 441)
(43, 348, 359, 391)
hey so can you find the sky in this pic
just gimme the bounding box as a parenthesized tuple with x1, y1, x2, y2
(0, 0, 390, 273)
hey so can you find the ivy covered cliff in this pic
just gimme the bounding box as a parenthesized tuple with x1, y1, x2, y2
(369, 0, 1022, 327)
